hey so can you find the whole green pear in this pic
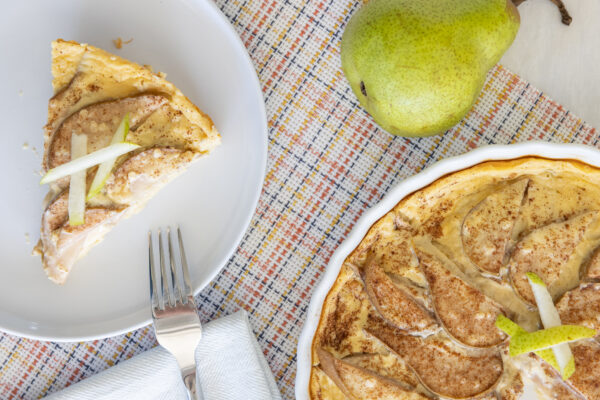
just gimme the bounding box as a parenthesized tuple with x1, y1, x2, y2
(341, 0, 520, 137)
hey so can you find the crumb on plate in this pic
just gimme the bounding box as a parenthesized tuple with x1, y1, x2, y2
(113, 37, 133, 49)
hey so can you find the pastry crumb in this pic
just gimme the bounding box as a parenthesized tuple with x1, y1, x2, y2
(23, 142, 41, 157)
(25, 233, 30, 244)
(32, 241, 42, 256)
(18, 90, 24, 97)
(113, 37, 133, 49)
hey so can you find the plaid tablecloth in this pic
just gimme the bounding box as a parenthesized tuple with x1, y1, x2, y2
(0, 0, 597, 399)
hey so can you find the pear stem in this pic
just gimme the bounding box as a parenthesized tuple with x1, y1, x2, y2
(512, 0, 572, 25)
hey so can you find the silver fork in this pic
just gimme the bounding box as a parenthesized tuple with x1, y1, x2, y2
(149, 227, 202, 400)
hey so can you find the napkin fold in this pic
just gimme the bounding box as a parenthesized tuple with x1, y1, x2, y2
(47, 311, 282, 400)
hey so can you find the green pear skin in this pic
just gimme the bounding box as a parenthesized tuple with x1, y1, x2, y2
(341, 0, 520, 137)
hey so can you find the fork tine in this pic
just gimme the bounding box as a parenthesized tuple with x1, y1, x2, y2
(167, 227, 183, 304)
(177, 227, 193, 299)
(148, 231, 160, 310)
(158, 229, 173, 308)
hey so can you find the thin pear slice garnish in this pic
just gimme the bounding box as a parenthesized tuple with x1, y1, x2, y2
(495, 315, 559, 371)
(67, 134, 88, 226)
(508, 325, 596, 356)
(526, 272, 596, 379)
(87, 113, 130, 200)
(495, 314, 523, 337)
(40, 142, 140, 185)
(526, 272, 572, 378)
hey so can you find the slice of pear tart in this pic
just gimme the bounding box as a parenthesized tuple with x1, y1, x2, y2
(35, 39, 220, 284)
(311, 158, 600, 400)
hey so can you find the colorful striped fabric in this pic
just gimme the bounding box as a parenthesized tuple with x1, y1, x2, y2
(0, 1, 597, 399)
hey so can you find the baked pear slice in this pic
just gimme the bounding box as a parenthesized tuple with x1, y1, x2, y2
(508, 211, 597, 304)
(363, 261, 437, 335)
(583, 247, 600, 280)
(350, 213, 426, 287)
(313, 264, 385, 358)
(41, 147, 200, 284)
(557, 283, 600, 332)
(45, 40, 218, 153)
(37, 40, 220, 284)
(341, 353, 421, 390)
(44, 96, 167, 175)
(40, 191, 127, 283)
(317, 349, 430, 400)
(461, 179, 528, 275)
(365, 314, 503, 399)
(569, 340, 600, 399)
(416, 248, 506, 348)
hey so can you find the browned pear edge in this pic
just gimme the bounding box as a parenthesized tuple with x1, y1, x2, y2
(363, 261, 437, 334)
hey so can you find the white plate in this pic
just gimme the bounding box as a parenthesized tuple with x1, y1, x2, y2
(0, 0, 267, 341)
(295, 142, 600, 399)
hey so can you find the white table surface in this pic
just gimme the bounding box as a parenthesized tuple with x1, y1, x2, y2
(501, 0, 599, 129)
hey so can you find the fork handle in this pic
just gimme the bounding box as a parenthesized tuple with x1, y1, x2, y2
(182, 369, 200, 400)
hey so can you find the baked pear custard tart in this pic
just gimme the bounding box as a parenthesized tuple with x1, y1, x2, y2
(35, 40, 220, 284)
(310, 157, 600, 400)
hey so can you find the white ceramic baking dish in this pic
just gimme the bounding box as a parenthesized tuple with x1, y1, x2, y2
(295, 141, 600, 399)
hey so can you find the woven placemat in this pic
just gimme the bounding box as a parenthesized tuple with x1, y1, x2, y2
(0, 0, 596, 399)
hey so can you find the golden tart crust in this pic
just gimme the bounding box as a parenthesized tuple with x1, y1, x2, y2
(310, 157, 600, 400)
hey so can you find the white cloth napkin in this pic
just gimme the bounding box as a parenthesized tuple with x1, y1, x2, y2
(47, 311, 282, 400)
